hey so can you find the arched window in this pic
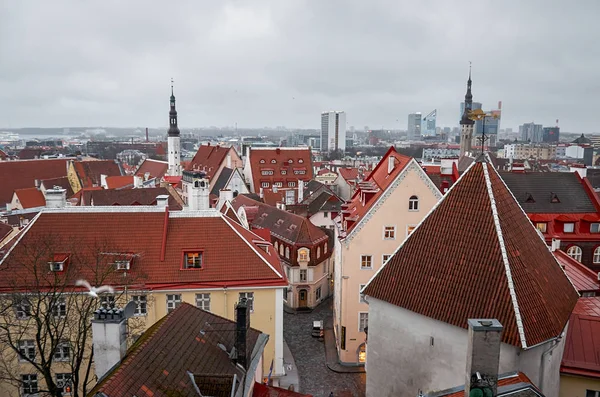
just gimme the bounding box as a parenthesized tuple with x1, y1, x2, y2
(279, 244, 284, 256)
(324, 242, 328, 253)
(408, 196, 419, 211)
(285, 247, 290, 259)
(594, 247, 600, 264)
(567, 245, 582, 262)
(317, 247, 321, 259)
(274, 241, 278, 251)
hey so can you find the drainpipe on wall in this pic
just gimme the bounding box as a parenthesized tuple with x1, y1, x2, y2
(223, 286, 228, 317)
(539, 334, 563, 393)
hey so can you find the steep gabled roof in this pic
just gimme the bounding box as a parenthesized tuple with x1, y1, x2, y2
(73, 160, 122, 188)
(135, 158, 169, 179)
(91, 303, 264, 397)
(561, 297, 600, 379)
(0, 159, 68, 206)
(231, 195, 328, 246)
(187, 144, 234, 180)
(210, 167, 235, 196)
(39, 176, 74, 197)
(14, 188, 45, 209)
(79, 187, 182, 209)
(364, 159, 578, 348)
(500, 172, 597, 213)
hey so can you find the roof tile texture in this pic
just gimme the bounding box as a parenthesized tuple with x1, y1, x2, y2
(0, 159, 68, 205)
(364, 161, 578, 348)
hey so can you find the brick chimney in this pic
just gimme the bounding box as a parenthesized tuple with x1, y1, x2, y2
(235, 298, 250, 369)
(465, 319, 503, 397)
(92, 306, 127, 380)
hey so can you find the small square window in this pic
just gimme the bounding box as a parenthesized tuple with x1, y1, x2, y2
(564, 223, 575, 233)
(382, 254, 391, 265)
(536, 222, 547, 233)
(359, 312, 369, 332)
(195, 293, 211, 311)
(184, 252, 202, 269)
(18, 340, 35, 361)
(52, 299, 67, 318)
(132, 295, 147, 316)
(591, 223, 600, 233)
(261, 182, 270, 188)
(384, 226, 395, 239)
(361, 255, 372, 269)
(21, 374, 38, 396)
(166, 294, 181, 313)
(239, 292, 254, 312)
(56, 373, 72, 395)
(300, 269, 307, 281)
(15, 300, 31, 320)
(316, 287, 322, 301)
(54, 341, 70, 361)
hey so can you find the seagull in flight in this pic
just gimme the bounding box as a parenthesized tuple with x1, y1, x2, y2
(75, 279, 114, 298)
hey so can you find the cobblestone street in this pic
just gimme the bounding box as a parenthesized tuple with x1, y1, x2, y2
(283, 299, 366, 397)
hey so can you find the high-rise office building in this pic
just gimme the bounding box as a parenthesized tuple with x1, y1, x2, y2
(422, 109, 437, 137)
(542, 127, 560, 143)
(321, 111, 346, 152)
(407, 113, 422, 140)
(519, 123, 543, 143)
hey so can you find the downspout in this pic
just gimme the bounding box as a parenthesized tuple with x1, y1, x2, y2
(539, 334, 563, 392)
(223, 286, 228, 317)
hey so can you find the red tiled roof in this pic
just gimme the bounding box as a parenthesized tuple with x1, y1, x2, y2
(363, 160, 579, 348)
(0, 159, 68, 206)
(441, 372, 537, 397)
(0, 208, 286, 291)
(73, 160, 122, 188)
(105, 175, 133, 189)
(92, 303, 264, 397)
(135, 159, 168, 179)
(79, 187, 182, 210)
(14, 188, 45, 209)
(39, 176, 74, 197)
(555, 250, 600, 293)
(253, 383, 312, 397)
(340, 147, 411, 235)
(231, 195, 328, 248)
(18, 148, 44, 160)
(562, 297, 600, 378)
(187, 144, 235, 180)
(338, 167, 359, 182)
(247, 148, 313, 192)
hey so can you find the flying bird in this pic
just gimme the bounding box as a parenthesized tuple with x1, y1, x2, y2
(75, 279, 114, 298)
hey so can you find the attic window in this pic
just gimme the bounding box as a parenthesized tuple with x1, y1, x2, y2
(183, 251, 203, 269)
(260, 159, 266, 164)
(276, 219, 284, 226)
(288, 159, 294, 164)
(550, 193, 560, 203)
(271, 159, 277, 164)
(525, 193, 535, 203)
(281, 170, 287, 175)
(114, 260, 131, 271)
(288, 181, 296, 187)
(298, 159, 304, 164)
(48, 254, 69, 272)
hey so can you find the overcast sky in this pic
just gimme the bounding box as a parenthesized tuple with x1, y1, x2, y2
(1, 1, 598, 132)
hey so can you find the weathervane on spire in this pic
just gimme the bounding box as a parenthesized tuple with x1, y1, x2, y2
(469, 108, 499, 156)
(171, 78, 174, 96)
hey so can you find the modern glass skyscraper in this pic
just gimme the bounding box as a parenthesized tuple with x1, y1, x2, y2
(421, 109, 437, 137)
(519, 123, 543, 143)
(407, 112, 422, 140)
(321, 111, 346, 152)
(543, 127, 560, 143)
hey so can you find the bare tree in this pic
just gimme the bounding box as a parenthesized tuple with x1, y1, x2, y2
(0, 232, 148, 397)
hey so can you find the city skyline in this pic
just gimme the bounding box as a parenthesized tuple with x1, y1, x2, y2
(1, 1, 599, 133)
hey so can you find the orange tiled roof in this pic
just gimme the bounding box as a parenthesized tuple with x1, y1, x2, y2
(105, 175, 133, 189)
(340, 147, 411, 235)
(186, 144, 234, 180)
(0, 159, 68, 205)
(555, 250, 600, 293)
(14, 188, 45, 209)
(135, 159, 168, 179)
(562, 297, 600, 378)
(247, 148, 313, 192)
(0, 208, 286, 291)
(73, 160, 122, 188)
(363, 159, 578, 348)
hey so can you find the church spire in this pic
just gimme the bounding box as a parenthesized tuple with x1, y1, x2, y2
(460, 63, 475, 126)
(168, 78, 180, 137)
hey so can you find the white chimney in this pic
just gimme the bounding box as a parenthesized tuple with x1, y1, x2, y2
(259, 187, 264, 199)
(133, 175, 143, 189)
(465, 319, 503, 397)
(551, 238, 561, 252)
(387, 156, 395, 174)
(226, 153, 232, 169)
(298, 180, 305, 203)
(100, 174, 108, 189)
(217, 189, 234, 211)
(156, 194, 169, 208)
(45, 187, 67, 208)
(570, 166, 587, 178)
(92, 307, 127, 381)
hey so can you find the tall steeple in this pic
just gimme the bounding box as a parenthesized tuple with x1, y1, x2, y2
(167, 79, 182, 176)
(168, 79, 180, 137)
(459, 64, 475, 157)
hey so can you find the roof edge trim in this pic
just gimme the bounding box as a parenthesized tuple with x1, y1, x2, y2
(483, 162, 527, 349)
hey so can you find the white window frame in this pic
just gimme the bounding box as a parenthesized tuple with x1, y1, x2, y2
(567, 245, 583, 262)
(360, 255, 373, 270)
(383, 225, 396, 240)
(166, 294, 181, 313)
(408, 195, 419, 211)
(406, 224, 417, 237)
(316, 287, 322, 301)
(21, 374, 38, 396)
(56, 373, 71, 396)
(261, 182, 270, 188)
(239, 292, 254, 312)
(594, 247, 600, 264)
(359, 312, 369, 332)
(592, 223, 600, 233)
(52, 298, 67, 318)
(195, 293, 211, 312)
(382, 254, 391, 265)
(54, 341, 70, 362)
(288, 181, 296, 187)
(564, 223, 575, 233)
(132, 295, 147, 316)
(15, 300, 31, 320)
(299, 269, 307, 282)
(535, 222, 547, 233)
(18, 340, 35, 361)
(359, 284, 367, 304)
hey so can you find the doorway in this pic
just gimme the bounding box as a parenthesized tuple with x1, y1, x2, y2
(299, 289, 308, 308)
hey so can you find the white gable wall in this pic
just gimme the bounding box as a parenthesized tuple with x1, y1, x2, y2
(366, 297, 564, 397)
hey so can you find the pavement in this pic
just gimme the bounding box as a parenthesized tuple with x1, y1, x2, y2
(278, 340, 300, 392)
(284, 297, 366, 397)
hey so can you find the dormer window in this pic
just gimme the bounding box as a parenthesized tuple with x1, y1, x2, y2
(551, 193, 560, 203)
(260, 159, 266, 164)
(183, 251, 203, 269)
(288, 159, 293, 164)
(563, 223, 575, 233)
(298, 159, 304, 164)
(288, 181, 296, 187)
(525, 193, 535, 203)
(592, 223, 600, 233)
(48, 254, 69, 272)
(281, 170, 287, 175)
(114, 260, 131, 270)
(271, 159, 277, 164)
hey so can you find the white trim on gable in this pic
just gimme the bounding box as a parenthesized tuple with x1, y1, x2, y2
(0, 211, 43, 267)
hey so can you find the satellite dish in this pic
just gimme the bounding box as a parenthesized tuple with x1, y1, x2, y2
(123, 300, 137, 319)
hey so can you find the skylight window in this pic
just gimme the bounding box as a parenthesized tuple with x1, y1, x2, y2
(183, 251, 203, 269)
